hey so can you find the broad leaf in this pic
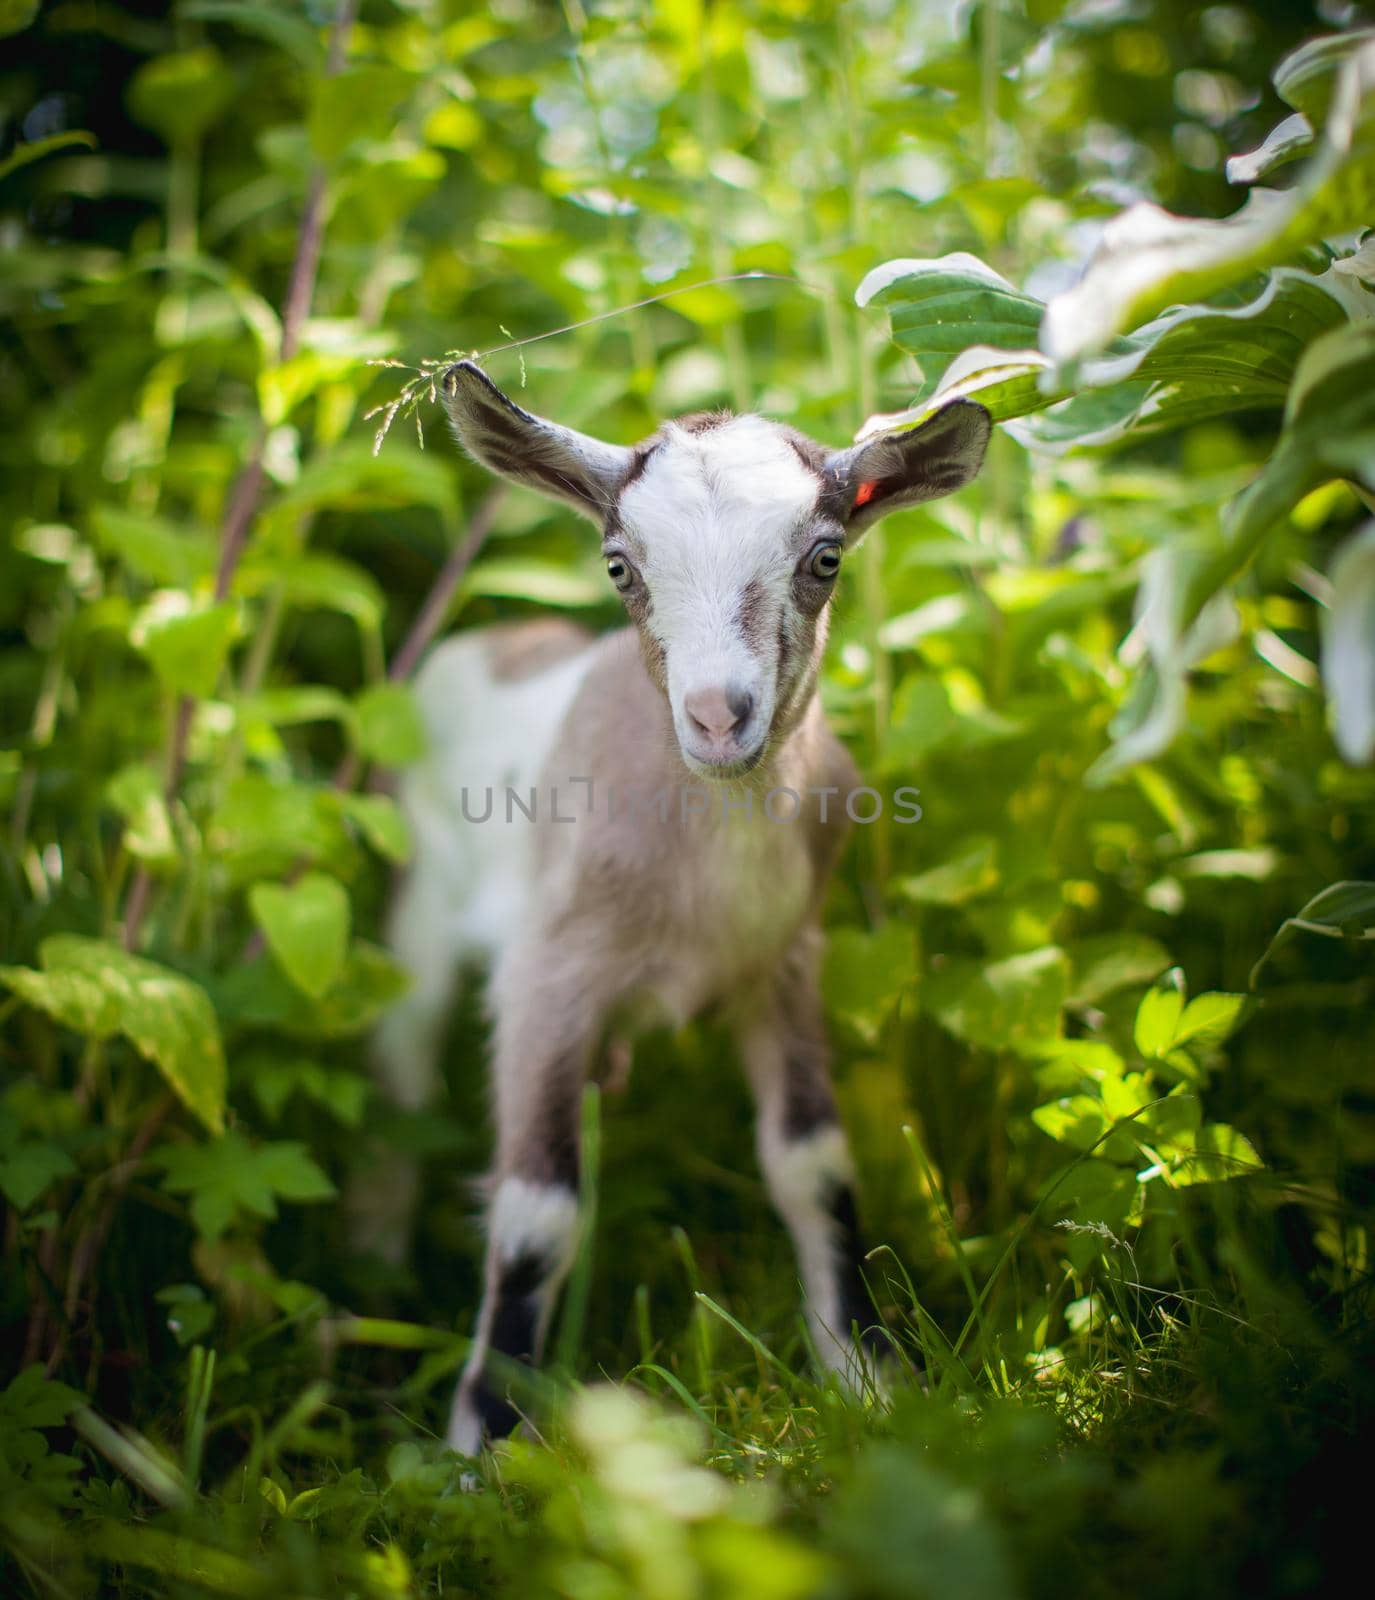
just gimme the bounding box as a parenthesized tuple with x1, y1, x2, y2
(332, 792, 412, 864)
(857, 258, 1358, 449)
(1321, 520, 1375, 764)
(1250, 880, 1375, 986)
(1066, 934, 1171, 1008)
(1040, 41, 1375, 372)
(249, 873, 351, 999)
(1226, 113, 1314, 186)
(1274, 28, 1375, 122)
(0, 1140, 76, 1211)
(0, 937, 226, 1134)
(156, 1133, 334, 1242)
(823, 924, 914, 1045)
(90, 507, 215, 588)
(1133, 970, 1186, 1059)
(355, 682, 427, 766)
(132, 601, 239, 699)
(925, 946, 1070, 1052)
(1175, 1123, 1264, 1184)
(105, 764, 177, 866)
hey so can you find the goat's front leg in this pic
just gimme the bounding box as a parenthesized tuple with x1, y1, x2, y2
(736, 930, 880, 1382)
(447, 948, 592, 1455)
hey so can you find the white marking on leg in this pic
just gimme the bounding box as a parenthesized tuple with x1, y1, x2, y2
(760, 1124, 861, 1374)
(447, 1177, 581, 1455)
(487, 1176, 580, 1269)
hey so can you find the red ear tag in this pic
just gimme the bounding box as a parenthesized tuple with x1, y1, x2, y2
(854, 480, 879, 507)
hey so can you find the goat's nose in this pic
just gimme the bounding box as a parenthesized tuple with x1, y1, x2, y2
(684, 684, 754, 741)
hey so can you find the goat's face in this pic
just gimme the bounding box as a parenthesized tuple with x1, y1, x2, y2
(443, 362, 991, 780)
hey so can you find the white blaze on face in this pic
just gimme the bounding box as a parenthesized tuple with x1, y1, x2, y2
(618, 416, 821, 771)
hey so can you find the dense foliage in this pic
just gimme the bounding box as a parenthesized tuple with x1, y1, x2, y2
(2, 1, 1374, 1595)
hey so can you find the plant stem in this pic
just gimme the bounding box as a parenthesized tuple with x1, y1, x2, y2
(120, 0, 357, 953)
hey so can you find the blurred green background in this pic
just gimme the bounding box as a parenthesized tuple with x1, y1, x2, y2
(2, 1, 1374, 1596)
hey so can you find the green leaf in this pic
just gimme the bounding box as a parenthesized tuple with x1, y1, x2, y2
(857, 252, 1045, 397)
(106, 764, 177, 865)
(208, 774, 354, 886)
(0, 1366, 83, 1432)
(1321, 520, 1375, 764)
(91, 507, 215, 588)
(238, 1050, 368, 1127)
(333, 792, 412, 864)
(1175, 1123, 1264, 1185)
(355, 683, 427, 766)
(0, 129, 97, 182)
(1274, 28, 1375, 122)
(180, 1, 326, 69)
(0, 1141, 76, 1211)
(1226, 113, 1314, 186)
(895, 837, 998, 906)
(1250, 880, 1375, 986)
(465, 558, 606, 608)
(1134, 970, 1186, 1059)
(249, 873, 351, 999)
(1215, 322, 1375, 603)
(0, 937, 225, 1134)
(215, 942, 409, 1039)
(236, 686, 355, 733)
(1172, 992, 1251, 1052)
(860, 258, 1355, 449)
(308, 65, 411, 164)
(926, 946, 1071, 1052)
(1041, 41, 1375, 372)
(822, 923, 914, 1046)
(132, 601, 239, 699)
(127, 48, 236, 144)
(1066, 934, 1171, 1008)
(236, 551, 385, 632)
(156, 1133, 334, 1242)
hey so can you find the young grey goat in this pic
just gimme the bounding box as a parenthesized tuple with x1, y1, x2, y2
(367, 361, 991, 1453)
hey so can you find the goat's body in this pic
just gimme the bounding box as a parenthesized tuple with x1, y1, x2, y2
(364, 365, 991, 1456)
(371, 621, 866, 1451)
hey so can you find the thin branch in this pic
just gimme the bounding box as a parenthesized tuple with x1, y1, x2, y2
(388, 488, 506, 685)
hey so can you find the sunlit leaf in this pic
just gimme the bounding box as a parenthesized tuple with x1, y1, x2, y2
(1133, 970, 1185, 1060)
(132, 601, 239, 699)
(0, 937, 225, 1134)
(1321, 520, 1375, 764)
(249, 872, 351, 999)
(1041, 42, 1375, 372)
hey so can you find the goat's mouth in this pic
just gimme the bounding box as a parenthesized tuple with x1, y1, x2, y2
(680, 742, 767, 782)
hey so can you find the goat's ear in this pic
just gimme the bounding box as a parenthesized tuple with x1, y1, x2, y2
(825, 399, 992, 543)
(441, 360, 634, 522)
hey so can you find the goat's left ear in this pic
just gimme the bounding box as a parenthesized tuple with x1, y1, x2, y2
(441, 359, 634, 523)
(825, 398, 992, 543)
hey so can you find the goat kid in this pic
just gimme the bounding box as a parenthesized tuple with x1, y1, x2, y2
(366, 361, 991, 1454)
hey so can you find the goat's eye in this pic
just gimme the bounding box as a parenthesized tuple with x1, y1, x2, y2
(606, 554, 636, 592)
(807, 542, 843, 580)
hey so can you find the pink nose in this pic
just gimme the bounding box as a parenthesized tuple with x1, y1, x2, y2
(684, 684, 754, 743)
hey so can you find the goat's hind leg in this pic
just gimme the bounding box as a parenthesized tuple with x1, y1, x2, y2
(736, 933, 882, 1385)
(448, 949, 592, 1455)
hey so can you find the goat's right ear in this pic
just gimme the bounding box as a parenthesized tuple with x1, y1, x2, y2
(442, 360, 634, 522)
